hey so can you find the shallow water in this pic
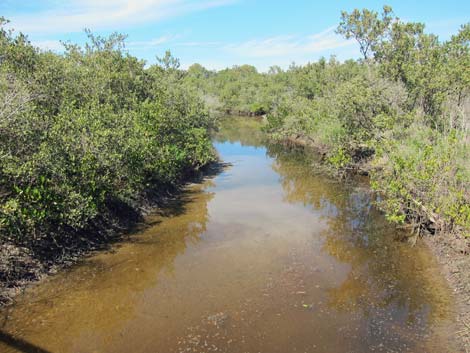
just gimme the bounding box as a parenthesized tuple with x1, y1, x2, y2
(0, 117, 456, 353)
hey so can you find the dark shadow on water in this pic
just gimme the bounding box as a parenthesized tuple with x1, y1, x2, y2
(0, 331, 52, 353)
(147, 161, 230, 216)
(127, 166, 230, 249)
(129, 161, 230, 233)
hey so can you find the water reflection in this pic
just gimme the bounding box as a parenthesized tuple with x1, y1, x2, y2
(267, 137, 453, 349)
(0, 185, 214, 353)
(213, 115, 266, 147)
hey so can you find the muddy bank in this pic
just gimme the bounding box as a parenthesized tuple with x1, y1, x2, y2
(424, 234, 470, 351)
(281, 133, 374, 176)
(0, 202, 141, 305)
(0, 163, 223, 306)
(280, 130, 470, 352)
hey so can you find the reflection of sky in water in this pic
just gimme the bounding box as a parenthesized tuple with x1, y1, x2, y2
(214, 141, 267, 158)
(210, 141, 279, 192)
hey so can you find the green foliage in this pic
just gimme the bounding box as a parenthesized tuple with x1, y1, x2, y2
(336, 5, 395, 59)
(0, 23, 215, 252)
(183, 63, 287, 116)
(371, 125, 470, 234)
(182, 6, 470, 237)
(327, 148, 352, 169)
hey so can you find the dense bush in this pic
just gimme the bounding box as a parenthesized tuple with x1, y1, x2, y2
(372, 124, 470, 234)
(184, 7, 470, 236)
(183, 63, 288, 116)
(0, 20, 216, 258)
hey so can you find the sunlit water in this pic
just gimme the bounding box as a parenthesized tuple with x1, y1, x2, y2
(0, 117, 456, 353)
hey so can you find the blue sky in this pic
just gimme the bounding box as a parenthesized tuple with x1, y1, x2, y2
(1, 0, 469, 71)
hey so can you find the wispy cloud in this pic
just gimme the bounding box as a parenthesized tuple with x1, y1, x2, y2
(224, 26, 352, 58)
(176, 41, 222, 47)
(7, 0, 237, 35)
(32, 39, 64, 52)
(127, 34, 181, 49)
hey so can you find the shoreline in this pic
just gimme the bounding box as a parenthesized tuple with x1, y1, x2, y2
(424, 234, 470, 352)
(0, 162, 224, 306)
(281, 131, 470, 352)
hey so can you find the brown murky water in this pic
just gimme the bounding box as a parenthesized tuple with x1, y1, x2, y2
(0, 117, 456, 353)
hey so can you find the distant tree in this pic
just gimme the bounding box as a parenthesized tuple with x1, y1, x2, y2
(157, 50, 180, 70)
(444, 23, 470, 133)
(84, 28, 127, 52)
(268, 65, 283, 75)
(187, 63, 211, 79)
(336, 5, 395, 60)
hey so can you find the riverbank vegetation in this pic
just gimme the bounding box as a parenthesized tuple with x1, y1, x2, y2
(184, 7, 470, 239)
(0, 5, 468, 304)
(0, 19, 216, 299)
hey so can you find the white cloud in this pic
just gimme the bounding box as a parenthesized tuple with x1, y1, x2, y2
(127, 34, 180, 49)
(32, 39, 64, 51)
(176, 41, 222, 47)
(223, 26, 353, 58)
(7, 0, 237, 35)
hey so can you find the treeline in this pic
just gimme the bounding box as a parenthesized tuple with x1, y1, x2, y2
(184, 63, 286, 116)
(0, 19, 215, 292)
(185, 6, 470, 237)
